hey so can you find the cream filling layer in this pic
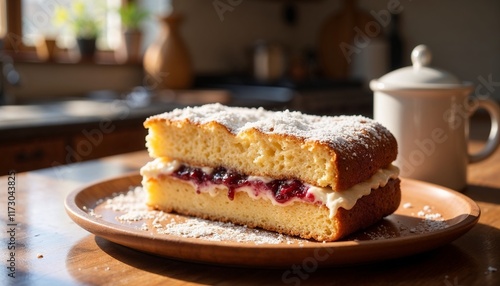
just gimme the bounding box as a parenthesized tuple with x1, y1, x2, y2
(141, 158, 400, 218)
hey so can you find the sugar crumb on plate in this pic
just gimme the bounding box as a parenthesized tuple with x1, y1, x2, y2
(485, 266, 497, 274)
(402, 202, 413, 209)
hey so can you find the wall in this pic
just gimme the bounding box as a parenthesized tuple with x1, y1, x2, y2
(6, 0, 499, 101)
(172, 0, 500, 99)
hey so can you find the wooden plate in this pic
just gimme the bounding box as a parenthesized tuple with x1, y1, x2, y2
(65, 174, 480, 267)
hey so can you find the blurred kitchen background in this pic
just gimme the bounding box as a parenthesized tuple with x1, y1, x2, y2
(1, 0, 499, 173)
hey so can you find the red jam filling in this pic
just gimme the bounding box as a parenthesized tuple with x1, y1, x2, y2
(172, 165, 313, 203)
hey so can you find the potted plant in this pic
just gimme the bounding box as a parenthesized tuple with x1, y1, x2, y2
(54, 1, 104, 60)
(116, 2, 149, 63)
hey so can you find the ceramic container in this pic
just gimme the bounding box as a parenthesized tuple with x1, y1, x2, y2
(36, 37, 57, 62)
(370, 45, 500, 190)
(253, 41, 286, 83)
(143, 13, 192, 90)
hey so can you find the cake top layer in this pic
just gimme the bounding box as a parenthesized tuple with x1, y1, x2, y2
(146, 103, 392, 150)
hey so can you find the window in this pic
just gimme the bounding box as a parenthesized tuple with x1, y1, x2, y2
(1, 0, 171, 61)
(21, 0, 121, 50)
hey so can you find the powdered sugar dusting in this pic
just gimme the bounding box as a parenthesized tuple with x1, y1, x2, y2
(157, 218, 295, 244)
(413, 205, 448, 232)
(353, 202, 449, 240)
(146, 103, 393, 153)
(90, 186, 303, 245)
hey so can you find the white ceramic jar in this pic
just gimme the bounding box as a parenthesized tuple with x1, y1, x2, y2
(370, 45, 500, 190)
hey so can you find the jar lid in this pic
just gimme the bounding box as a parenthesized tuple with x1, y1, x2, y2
(370, 45, 472, 91)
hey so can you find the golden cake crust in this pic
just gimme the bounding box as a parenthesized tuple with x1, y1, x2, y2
(144, 104, 397, 190)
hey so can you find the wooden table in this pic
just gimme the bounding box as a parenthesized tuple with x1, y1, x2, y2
(2, 131, 499, 285)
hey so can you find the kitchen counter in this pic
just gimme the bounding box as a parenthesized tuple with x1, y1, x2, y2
(0, 88, 294, 173)
(0, 84, 299, 138)
(1, 117, 499, 285)
(0, 97, 179, 138)
(0, 96, 182, 174)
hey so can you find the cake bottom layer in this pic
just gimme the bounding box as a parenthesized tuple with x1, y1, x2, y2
(143, 176, 401, 242)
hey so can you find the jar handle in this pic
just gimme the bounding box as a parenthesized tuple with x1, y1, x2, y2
(468, 98, 500, 163)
